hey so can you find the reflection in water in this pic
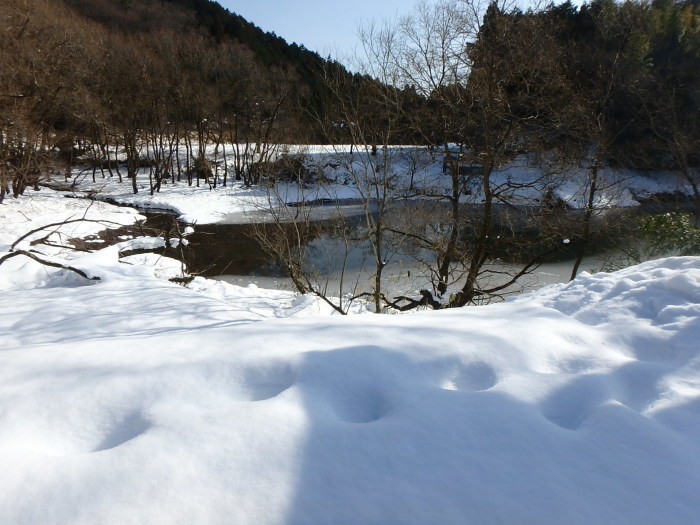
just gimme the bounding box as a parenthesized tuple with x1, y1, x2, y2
(192, 201, 616, 302)
(104, 201, 637, 303)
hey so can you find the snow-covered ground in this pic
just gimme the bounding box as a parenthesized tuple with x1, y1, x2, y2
(0, 189, 142, 251)
(1, 184, 699, 523)
(60, 145, 696, 225)
(0, 187, 359, 316)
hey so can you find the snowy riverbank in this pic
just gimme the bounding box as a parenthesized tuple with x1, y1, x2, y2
(56, 145, 697, 225)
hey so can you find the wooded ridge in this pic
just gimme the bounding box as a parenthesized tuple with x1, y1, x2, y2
(1, 0, 698, 200)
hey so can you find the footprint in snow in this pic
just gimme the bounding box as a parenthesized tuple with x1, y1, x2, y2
(92, 411, 151, 452)
(241, 364, 296, 401)
(329, 387, 387, 423)
(443, 362, 499, 392)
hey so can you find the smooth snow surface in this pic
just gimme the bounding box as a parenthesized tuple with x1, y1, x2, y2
(1, 188, 699, 524)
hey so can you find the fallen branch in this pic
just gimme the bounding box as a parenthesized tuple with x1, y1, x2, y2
(0, 250, 100, 281)
(10, 218, 122, 252)
(383, 289, 443, 312)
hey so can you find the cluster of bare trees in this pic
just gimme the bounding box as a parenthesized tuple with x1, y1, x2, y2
(254, 0, 698, 312)
(280, 0, 578, 312)
(0, 0, 302, 200)
(1, 0, 89, 201)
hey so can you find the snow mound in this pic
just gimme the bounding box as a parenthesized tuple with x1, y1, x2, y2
(0, 258, 699, 524)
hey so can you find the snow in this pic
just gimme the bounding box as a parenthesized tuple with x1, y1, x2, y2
(1, 185, 699, 524)
(61, 145, 696, 225)
(0, 190, 142, 252)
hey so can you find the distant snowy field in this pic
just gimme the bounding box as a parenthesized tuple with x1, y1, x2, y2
(60, 145, 697, 224)
(1, 185, 699, 524)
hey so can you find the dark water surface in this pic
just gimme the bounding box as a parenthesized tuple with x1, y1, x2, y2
(91, 198, 695, 298)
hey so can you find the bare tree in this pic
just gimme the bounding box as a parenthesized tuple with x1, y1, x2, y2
(643, 71, 700, 216)
(0, 0, 100, 200)
(246, 165, 365, 314)
(548, 0, 649, 280)
(332, 0, 570, 309)
(330, 19, 413, 312)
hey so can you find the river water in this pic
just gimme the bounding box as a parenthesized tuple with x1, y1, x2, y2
(103, 198, 689, 304)
(180, 200, 619, 302)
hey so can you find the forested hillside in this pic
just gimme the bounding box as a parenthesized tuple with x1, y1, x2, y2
(1, 0, 698, 201)
(0, 0, 353, 197)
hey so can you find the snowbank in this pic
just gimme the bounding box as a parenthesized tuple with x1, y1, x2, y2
(1, 182, 698, 524)
(1, 247, 698, 523)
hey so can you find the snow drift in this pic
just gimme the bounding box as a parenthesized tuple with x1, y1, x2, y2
(0, 250, 699, 524)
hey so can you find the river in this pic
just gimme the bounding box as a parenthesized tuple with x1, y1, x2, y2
(109, 200, 631, 305)
(89, 190, 700, 307)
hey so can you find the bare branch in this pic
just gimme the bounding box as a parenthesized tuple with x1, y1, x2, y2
(10, 218, 122, 252)
(0, 250, 100, 281)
